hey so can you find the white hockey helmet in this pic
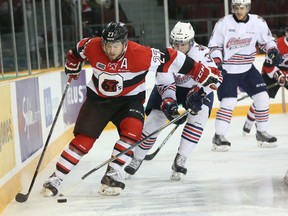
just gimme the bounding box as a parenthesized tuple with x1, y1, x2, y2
(169, 22, 195, 46)
(231, 0, 251, 13)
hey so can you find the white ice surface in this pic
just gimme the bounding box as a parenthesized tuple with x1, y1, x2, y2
(3, 114, 288, 216)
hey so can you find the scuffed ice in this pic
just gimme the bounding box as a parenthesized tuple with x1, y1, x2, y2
(3, 114, 288, 216)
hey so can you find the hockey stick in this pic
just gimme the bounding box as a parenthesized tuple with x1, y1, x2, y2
(143, 96, 206, 161)
(144, 124, 179, 161)
(15, 76, 73, 203)
(237, 82, 279, 102)
(81, 109, 191, 180)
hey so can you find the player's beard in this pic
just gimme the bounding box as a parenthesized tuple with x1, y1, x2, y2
(107, 52, 120, 61)
(104, 44, 127, 62)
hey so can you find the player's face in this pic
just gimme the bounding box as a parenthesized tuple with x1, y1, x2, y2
(233, 5, 249, 21)
(172, 42, 190, 54)
(102, 42, 125, 61)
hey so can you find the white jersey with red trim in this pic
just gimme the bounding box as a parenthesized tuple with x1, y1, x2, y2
(174, 42, 217, 95)
(208, 14, 277, 74)
(76, 37, 197, 102)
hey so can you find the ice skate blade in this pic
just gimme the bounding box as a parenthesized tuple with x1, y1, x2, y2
(211, 144, 230, 152)
(98, 184, 122, 196)
(125, 173, 132, 180)
(170, 171, 183, 181)
(41, 188, 55, 197)
(257, 141, 277, 148)
(242, 131, 249, 137)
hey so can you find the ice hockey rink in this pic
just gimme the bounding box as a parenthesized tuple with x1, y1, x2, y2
(3, 113, 288, 216)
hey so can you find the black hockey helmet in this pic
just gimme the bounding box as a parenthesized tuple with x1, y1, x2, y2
(101, 22, 128, 44)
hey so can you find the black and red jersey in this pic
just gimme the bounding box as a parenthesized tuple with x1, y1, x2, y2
(75, 37, 199, 102)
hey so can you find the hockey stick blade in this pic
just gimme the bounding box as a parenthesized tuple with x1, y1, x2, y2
(15, 192, 29, 203)
(15, 76, 72, 203)
(144, 148, 160, 161)
(237, 82, 279, 102)
(81, 109, 191, 180)
(144, 124, 179, 161)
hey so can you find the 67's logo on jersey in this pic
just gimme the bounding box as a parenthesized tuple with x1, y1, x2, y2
(98, 72, 124, 96)
(102, 79, 119, 92)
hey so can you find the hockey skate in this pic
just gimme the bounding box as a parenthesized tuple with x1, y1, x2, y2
(124, 158, 143, 175)
(242, 122, 252, 136)
(284, 170, 288, 185)
(211, 133, 231, 152)
(256, 131, 277, 148)
(41, 173, 62, 197)
(170, 153, 187, 181)
(98, 167, 125, 196)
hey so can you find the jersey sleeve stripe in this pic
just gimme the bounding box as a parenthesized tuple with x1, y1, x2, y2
(178, 56, 195, 75)
(156, 48, 171, 72)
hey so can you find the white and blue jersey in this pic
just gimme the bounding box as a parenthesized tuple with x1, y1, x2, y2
(208, 14, 277, 74)
(208, 14, 277, 100)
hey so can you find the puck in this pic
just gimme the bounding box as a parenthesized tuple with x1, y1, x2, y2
(57, 198, 67, 203)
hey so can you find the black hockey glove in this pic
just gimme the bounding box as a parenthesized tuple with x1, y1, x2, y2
(65, 49, 84, 80)
(160, 98, 186, 125)
(185, 86, 206, 115)
(267, 48, 282, 66)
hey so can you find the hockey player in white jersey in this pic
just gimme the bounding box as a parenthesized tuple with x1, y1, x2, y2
(208, 0, 282, 152)
(125, 22, 220, 180)
(242, 27, 288, 139)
